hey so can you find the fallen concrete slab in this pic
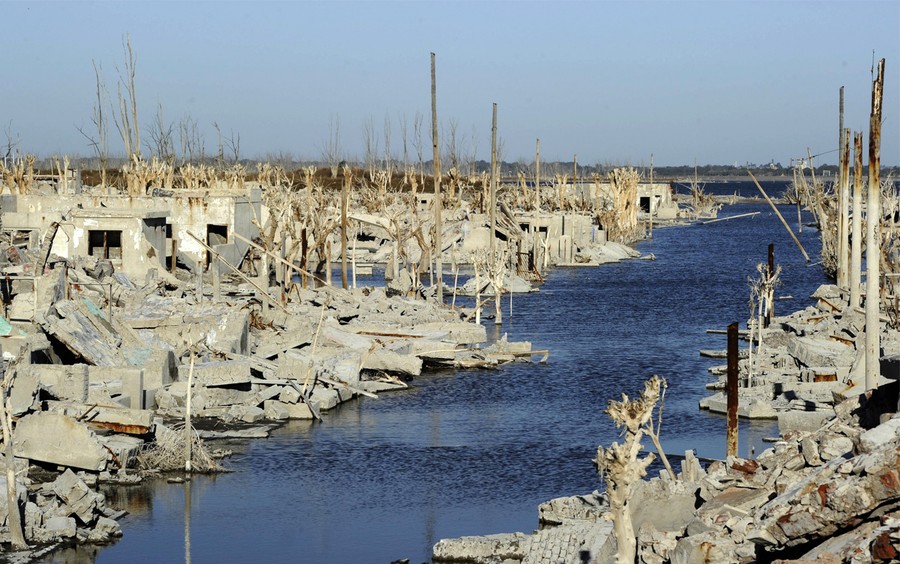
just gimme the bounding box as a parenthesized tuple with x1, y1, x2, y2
(15, 412, 107, 471)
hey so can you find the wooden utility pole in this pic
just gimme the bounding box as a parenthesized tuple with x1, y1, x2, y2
(340, 168, 350, 290)
(838, 126, 851, 290)
(726, 322, 739, 458)
(431, 53, 443, 302)
(184, 350, 194, 472)
(648, 153, 654, 239)
(490, 103, 498, 261)
(535, 138, 541, 212)
(850, 132, 863, 308)
(573, 154, 577, 193)
(865, 59, 885, 392)
(838, 88, 846, 287)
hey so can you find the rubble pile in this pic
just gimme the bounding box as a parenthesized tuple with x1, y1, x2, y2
(701, 284, 898, 425)
(434, 389, 900, 563)
(1, 467, 123, 553)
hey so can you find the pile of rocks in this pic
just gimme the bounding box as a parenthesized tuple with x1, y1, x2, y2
(700, 284, 897, 425)
(433, 389, 900, 563)
(1, 467, 123, 557)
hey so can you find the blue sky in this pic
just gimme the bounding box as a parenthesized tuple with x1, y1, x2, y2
(2, 0, 898, 166)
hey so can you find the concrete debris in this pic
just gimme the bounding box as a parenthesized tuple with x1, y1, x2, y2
(700, 284, 897, 421)
(435, 386, 900, 563)
(0, 173, 668, 558)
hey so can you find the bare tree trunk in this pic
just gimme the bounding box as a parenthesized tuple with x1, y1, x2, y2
(185, 351, 194, 472)
(839, 126, 851, 290)
(535, 138, 541, 212)
(1, 361, 26, 549)
(490, 103, 498, 262)
(341, 169, 350, 290)
(850, 132, 863, 308)
(431, 53, 443, 303)
(865, 59, 885, 391)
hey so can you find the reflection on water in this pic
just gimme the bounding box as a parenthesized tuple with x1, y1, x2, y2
(42, 196, 827, 564)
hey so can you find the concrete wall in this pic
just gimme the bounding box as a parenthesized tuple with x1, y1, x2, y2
(65, 211, 168, 280)
(169, 188, 261, 272)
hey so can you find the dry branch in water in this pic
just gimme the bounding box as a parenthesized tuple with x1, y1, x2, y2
(137, 422, 222, 473)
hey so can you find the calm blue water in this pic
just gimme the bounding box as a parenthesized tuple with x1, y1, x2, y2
(48, 190, 829, 564)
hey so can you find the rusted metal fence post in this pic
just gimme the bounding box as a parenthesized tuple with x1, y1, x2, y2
(727, 322, 739, 458)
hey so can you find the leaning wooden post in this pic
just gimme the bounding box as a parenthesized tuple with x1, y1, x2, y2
(726, 322, 739, 458)
(490, 103, 498, 262)
(430, 52, 443, 303)
(850, 132, 864, 308)
(340, 168, 350, 290)
(749, 171, 810, 262)
(838, 125, 851, 290)
(535, 138, 541, 211)
(865, 59, 885, 392)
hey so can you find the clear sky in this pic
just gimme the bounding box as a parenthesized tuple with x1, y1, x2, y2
(2, 0, 898, 166)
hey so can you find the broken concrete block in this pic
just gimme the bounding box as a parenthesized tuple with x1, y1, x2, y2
(44, 400, 153, 435)
(15, 412, 107, 471)
(242, 385, 283, 407)
(206, 310, 250, 356)
(90, 515, 122, 540)
(778, 410, 833, 434)
(787, 335, 853, 368)
(858, 416, 900, 453)
(309, 386, 341, 411)
(52, 469, 101, 524)
(263, 400, 291, 420)
(35, 364, 89, 402)
(43, 515, 77, 539)
(178, 360, 251, 387)
(671, 531, 739, 564)
(142, 348, 176, 391)
(227, 405, 265, 423)
(99, 434, 145, 469)
(818, 435, 854, 461)
(285, 402, 315, 420)
(275, 355, 311, 380)
(631, 478, 698, 533)
(279, 386, 301, 404)
(9, 364, 40, 416)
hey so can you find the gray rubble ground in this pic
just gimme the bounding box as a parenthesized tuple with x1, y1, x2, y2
(433, 390, 900, 563)
(700, 284, 897, 422)
(433, 283, 900, 563)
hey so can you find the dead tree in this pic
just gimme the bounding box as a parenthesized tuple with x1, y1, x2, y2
(0, 357, 27, 549)
(113, 34, 140, 163)
(77, 60, 110, 188)
(596, 376, 672, 564)
(747, 263, 781, 387)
